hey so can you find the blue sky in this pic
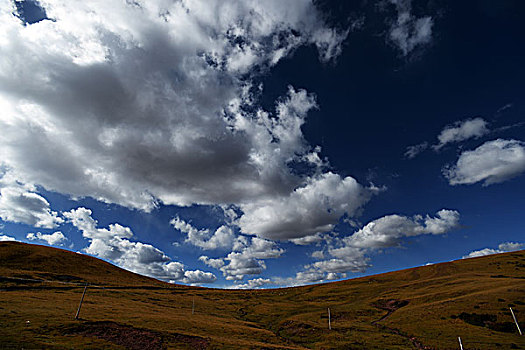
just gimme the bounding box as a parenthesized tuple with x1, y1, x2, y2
(0, 0, 524, 288)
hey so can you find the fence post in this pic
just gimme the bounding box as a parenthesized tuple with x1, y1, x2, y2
(75, 284, 88, 320)
(510, 307, 522, 335)
(328, 307, 331, 330)
(458, 336, 463, 350)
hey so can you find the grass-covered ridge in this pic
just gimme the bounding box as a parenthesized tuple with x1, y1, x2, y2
(0, 241, 523, 349)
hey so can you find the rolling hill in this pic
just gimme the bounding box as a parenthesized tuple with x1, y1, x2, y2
(0, 241, 523, 349)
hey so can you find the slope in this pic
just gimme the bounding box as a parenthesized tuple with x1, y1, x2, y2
(0, 241, 169, 286)
(0, 241, 523, 349)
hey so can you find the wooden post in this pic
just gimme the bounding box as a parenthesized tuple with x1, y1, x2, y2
(192, 297, 195, 315)
(458, 336, 463, 350)
(328, 307, 331, 330)
(75, 284, 88, 320)
(510, 307, 522, 335)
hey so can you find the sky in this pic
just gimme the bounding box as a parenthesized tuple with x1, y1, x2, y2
(0, 0, 524, 288)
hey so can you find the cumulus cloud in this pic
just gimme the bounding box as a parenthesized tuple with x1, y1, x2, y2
(444, 139, 525, 186)
(229, 278, 272, 289)
(276, 264, 349, 286)
(434, 117, 489, 150)
(283, 209, 460, 286)
(0, 0, 371, 244)
(387, 0, 433, 56)
(238, 172, 374, 240)
(26, 231, 67, 246)
(289, 233, 324, 246)
(342, 209, 460, 248)
(278, 245, 368, 286)
(171, 217, 236, 250)
(0, 234, 16, 241)
(198, 256, 225, 270)
(199, 236, 284, 280)
(0, 1, 346, 202)
(63, 207, 215, 283)
(0, 172, 63, 228)
(310, 258, 366, 275)
(311, 250, 325, 259)
(181, 270, 217, 284)
(218, 252, 266, 281)
(463, 242, 524, 259)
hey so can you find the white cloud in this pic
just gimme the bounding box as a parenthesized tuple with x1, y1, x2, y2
(498, 242, 524, 251)
(444, 139, 525, 186)
(282, 209, 460, 286)
(289, 233, 324, 246)
(296, 247, 368, 284)
(238, 172, 374, 240)
(405, 118, 490, 160)
(387, 0, 433, 56)
(229, 278, 272, 289)
(404, 142, 428, 159)
(0, 0, 352, 225)
(342, 209, 460, 248)
(0, 173, 63, 228)
(244, 237, 284, 259)
(63, 207, 216, 283)
(463, 242, 524, 259)
(271, 244, 367, 287)
(434, 117, 489, 150)
(219, 252, 265, 281)
(26, 231, 66, 246)
(310, 256, 368, 274)
(171, 217, 236, 250)
(0, 0, 369, 242)
(311, 250, 325, 259)
(198, 256, 225, 269)
(182, 270, 217, 284)
(275, 265, 348, 286)
(0, 234, 16, 241)
(199, 236, 284, 280)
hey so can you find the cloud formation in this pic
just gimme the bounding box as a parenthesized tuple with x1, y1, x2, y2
(199, 236, 284, 280)
(444, 139, 525, 186)
(404, 142, 428, 159)
(229, 278, 273, 289)
(387, 0, 433, 56)
(0, 0, 372, 244)
(463, 242, 524, 259)
(0, 234, 16, 241)
(285, 209, 460, 285)
(63, 207, 215, 283)
(434, 117, 489, 150)
(180, 270, 217, 284)
(405, 117, 490, 159)
(342, 209, 460, 248)
(238, 172, 373, 240)
(171, 217, 236, 251)
(0, 172, 63, 228)
(26, 231, 67, 246)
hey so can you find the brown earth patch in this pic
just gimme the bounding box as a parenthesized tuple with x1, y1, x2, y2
(65, 321, 209, 350)
(371, 299, 433, 350)
(277, 320, 323, 343)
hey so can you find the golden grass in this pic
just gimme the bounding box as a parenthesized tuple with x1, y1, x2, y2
(0, 241, 523, 349)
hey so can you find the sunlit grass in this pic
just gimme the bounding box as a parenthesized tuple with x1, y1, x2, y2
(1, 242, 523, 349)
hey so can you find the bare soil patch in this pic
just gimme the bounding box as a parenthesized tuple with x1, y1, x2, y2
(65, 321, 209, 350)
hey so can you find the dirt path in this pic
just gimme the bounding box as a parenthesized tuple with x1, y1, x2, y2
(371, 299, 433, 350)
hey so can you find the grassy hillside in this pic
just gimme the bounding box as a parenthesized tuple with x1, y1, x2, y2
(0, 242, 169, 287)
(0, 241, 523, 349)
